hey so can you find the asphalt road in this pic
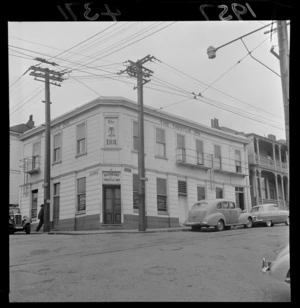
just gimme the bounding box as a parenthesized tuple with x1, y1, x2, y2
(9, 225, 290, 302)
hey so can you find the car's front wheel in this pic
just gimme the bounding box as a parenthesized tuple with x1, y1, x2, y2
(266, 220, 273, 227)
(285, 217, 289, 226)
(244, 217, 253, 228)
(25, 225, 31, 234)
(215, 220, 225, 231)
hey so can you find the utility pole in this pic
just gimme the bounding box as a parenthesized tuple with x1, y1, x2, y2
(118, 55, 154, 231)
(29, 62, 70, 232)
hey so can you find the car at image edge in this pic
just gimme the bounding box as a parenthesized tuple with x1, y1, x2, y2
(184, 198, 253, 231)
(250, 203, 289, 227)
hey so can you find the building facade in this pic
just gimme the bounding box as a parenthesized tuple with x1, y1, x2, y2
(246, 133, 289, 210)
(9, 115, 35, 206)
(18, 97, 251, 230)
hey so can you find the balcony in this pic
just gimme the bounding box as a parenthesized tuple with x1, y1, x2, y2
(175, 148, 212, 170)
(24, 155, 41, 174)
(249, 154, 289, 174)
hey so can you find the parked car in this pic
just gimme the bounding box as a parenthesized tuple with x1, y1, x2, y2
(9, 206, 32, 234)
(262, 244, 290, 284)
(250, 204, 289, 227)
(184, 199, 253, 231)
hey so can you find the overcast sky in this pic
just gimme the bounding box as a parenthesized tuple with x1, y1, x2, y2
(8, 21, 289, 140)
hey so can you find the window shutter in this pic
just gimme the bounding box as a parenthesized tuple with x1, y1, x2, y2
(178, 181, 187, 195)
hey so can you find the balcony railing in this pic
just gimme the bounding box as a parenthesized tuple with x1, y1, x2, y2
(175, 148, 212, 169)
(24, 155, 41, 174)
(249, 154, 289, 173)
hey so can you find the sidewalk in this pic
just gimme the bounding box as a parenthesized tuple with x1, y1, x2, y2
(35, 226, 191, 235)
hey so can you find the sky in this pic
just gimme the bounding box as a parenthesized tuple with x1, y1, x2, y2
(8, 21, 289, 140)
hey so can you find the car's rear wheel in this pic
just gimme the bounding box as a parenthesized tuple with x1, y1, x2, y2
(215, 220, 225, 231)
(244, 217, 253, 228)
(285, 217, 289, 226)
(266, 220, 273, 227)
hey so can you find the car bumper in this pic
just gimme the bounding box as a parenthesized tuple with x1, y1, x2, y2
(262, 258, 290, 283)
(184, 221, 209, 227)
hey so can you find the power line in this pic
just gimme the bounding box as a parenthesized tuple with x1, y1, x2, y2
(70, 76, 104, 97)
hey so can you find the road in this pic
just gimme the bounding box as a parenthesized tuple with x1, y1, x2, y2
(9, 225, 290, 302)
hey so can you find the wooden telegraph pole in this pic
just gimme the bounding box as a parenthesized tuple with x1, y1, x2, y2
(29, 62, 70, 232)
(118, 55, 154, 231)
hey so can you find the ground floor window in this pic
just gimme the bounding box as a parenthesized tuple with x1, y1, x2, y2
(77, 177, 86, 212)
(216, 187, 223, 198)
(133, 174, 139, 210)
(157, 178, 167, 212)
(31, 189, 38, 219)
(197, 186, 205, 200)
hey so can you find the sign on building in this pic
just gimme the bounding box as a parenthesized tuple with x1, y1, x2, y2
(102, 171, 121, 184)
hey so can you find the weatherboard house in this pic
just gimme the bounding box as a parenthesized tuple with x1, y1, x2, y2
(18, 97, 251, 230)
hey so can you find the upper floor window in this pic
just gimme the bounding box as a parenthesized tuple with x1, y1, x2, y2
(133, 121, 138, 151)
(177, 134, 186, 162)
(214, 144, 221, 169)
(32, 142, 41, 169)
(196, 140, 204, 165)
(235, 149, 242, 173)
(156, 128, 166, 157)
(76, 123, 86, 155)
(53, 133, 62, 163)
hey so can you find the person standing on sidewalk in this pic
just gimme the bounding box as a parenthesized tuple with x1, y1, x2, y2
(36, 204, 44, 232)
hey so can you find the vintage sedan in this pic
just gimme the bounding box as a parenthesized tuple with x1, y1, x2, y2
(250, 204, 289, 227)
(262, 244, 290, 284)
(9, 206, 32, 234)
(184, 199, 253, 231)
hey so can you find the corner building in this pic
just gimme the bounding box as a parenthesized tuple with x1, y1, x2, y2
(18, 97, 251, 230)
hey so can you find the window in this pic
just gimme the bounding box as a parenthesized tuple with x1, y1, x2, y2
(133, 174, 139, 210)
(77, 178, 86, 212)
(235, 150, 242, 173)
(197, 186, 205, 201)
(193, 201, 208, 209)
(156, 128, 166, 157)
(250, 207, 259, 213)
(196, 140, 204, 164)
(214, 145, 221, 169)
(178, 181, 187, 195)
(222, 202, 229, 209)
(53, 133, 62, 163)
(216, 187, 223, 198)
(177, 134, 186, 161)
(76, 123, 86, 155)
(133, 121, 138, 151)
(217, 203, 222, 209)
(32, 142, 41, 169)
(157, 178, 167, 212)
(31, 190, 38, 219)
(229, 202, 235, 209)
(53, 183, 60, 222)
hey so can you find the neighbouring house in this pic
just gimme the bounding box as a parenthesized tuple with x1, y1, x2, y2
(211, 118, 289, 210)
(9, 115, 35, 207)
(18, 97, 251, 231)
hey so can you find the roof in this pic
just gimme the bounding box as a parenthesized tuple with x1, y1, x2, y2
(10, 123, 33, 134)
(18, 96, 250, 145)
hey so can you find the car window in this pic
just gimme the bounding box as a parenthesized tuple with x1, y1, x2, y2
(250, 207, 259, 213)
(193, 202, 208, 209)
(222, 202, 229, 209)
(217, 203, 222, 209)
(229, 202, 235, 209)
(268, 205, 275, 211)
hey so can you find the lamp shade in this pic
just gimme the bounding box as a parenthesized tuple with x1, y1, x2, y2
(207, 46, 217, 59)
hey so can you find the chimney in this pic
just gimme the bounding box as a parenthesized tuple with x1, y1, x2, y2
(267, 134, 276, 141)
(26, 115, 35, 129)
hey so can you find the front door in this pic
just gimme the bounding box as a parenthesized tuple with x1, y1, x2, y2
(103, 186, 121, 224)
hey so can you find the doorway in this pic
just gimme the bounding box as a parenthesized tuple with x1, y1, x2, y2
(235, 187, 245, 210)
(103, 186, 121, 224)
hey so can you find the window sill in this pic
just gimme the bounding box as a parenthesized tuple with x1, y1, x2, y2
(157, 211, 169, 215)
(76, 211, 86, 216)
(155, 155, 168, 161)
(101, 147, 122, 151)
(75, 152, 87, 158)
(52, 160, 62, 166)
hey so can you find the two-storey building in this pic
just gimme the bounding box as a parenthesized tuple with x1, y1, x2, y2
(18, 97, 251, 230)
(246, 133, 289, 210)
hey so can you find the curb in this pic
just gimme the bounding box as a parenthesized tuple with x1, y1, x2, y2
(47, 227, 191, 235)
